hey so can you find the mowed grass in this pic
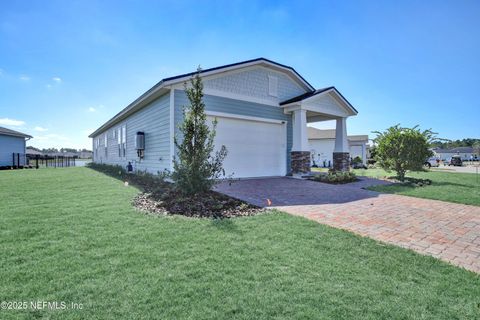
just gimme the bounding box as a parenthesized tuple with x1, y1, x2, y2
(354, 168, 480, 206)
(0, 168, 479, 319)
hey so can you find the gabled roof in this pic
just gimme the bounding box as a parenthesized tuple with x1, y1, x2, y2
(162, 57, 315, 90)
(0, 126, 32, 139)
(280, 86, 358, 114)
(89, 58, 315, 137)
(307, 127, 368, 141)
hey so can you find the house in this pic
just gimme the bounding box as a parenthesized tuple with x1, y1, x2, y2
(89, 58, 358, 178)
(308, 127, 368, 167)
(78, 150, 93, 159)
(26, 148, 44, 157)
(0, 126, 32, 167)
(433, 147, 478, 161)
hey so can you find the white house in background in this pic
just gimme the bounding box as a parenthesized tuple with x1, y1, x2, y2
(308, 127, 368, 167)
(89, 58, 359, 177)
(433, 147, 478, 161)
(0, 126, 32, 167)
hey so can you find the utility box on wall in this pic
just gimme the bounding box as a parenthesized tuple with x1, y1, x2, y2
(136, 131, 145, 158)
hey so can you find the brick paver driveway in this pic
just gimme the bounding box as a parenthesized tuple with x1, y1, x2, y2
(216, 177, 480, 273)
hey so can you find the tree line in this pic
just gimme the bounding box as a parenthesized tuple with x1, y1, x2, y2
(430, 138, 480, 150)
(27, 146, 92, 153)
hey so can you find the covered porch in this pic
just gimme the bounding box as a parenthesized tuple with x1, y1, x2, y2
(280, 87, 358, 175)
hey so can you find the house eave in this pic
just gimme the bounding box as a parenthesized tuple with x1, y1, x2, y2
(280, 87, 358, 116)
(88, 86, 170, 137)
(89, 58, 315, 138)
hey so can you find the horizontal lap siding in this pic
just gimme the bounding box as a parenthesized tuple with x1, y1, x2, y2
(0, 135, 26, 166)
(92, 93, 170, 174)
(174, 90, 292, 173)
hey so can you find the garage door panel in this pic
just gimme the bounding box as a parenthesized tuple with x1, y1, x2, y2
(208, 115, 286, 178)
(349, 145, 364, 162)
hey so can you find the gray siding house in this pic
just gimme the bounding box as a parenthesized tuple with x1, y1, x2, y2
(89, 58, 358, 177)
(0, 127, 32, 167)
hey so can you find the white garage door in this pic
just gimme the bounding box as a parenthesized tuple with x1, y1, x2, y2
(208, 115, 286, 178)
(350, 145, 364, 161)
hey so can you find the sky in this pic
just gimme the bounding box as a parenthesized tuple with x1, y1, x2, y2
(0, 0, 479, 150)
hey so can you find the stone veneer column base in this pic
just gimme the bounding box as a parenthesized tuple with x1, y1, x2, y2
(291, 151, 311, 174)
(333, 152, 350, 171)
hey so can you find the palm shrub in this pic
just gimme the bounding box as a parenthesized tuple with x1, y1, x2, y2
(171, 68, 228, 195)
(373, 125, 435, 181)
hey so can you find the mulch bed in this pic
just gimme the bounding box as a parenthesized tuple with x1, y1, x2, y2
(133, 189, 264, 219)
(87, 163, 264, 218)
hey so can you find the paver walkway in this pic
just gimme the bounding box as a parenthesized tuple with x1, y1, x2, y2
(216, 177, 480, 273)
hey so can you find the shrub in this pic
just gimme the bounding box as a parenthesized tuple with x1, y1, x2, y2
(172, 68, 228, 195)
(86, 163, 169, 194)
(311, 170, 357, 184)
(373, 125, 436, 181)
(352, 156, 363, 165)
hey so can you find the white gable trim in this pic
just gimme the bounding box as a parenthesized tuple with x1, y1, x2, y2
(303, 89, 357, 116)
(165, 61, 313, 91)
(282, 90, 357, 117)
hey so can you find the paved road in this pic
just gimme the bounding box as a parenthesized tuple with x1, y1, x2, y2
(216, 177, 480, 273)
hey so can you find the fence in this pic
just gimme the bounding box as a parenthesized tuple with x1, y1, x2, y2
(26, 154, 77, 169)
(9, 153, 27, 168)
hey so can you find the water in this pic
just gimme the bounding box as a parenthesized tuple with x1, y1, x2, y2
(74, 159, 91, 167)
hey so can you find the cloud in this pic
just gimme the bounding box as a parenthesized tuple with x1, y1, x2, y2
(33, 133, 69, 142)
(46, 84, 52, 89)
(30, 134, 69, 149)
(19, 75, 30, 81)
(88, 107, 97, 112)
(34, 126, 48, 132)
(0, 118, 26, 126)
(52, 77, 62, 83)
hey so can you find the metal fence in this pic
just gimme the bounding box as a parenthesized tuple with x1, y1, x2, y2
(26, 154, 77, 169)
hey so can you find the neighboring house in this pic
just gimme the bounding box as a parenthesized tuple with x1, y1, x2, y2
(26, 149, 44, 157)
(89, 58, 358, 177)
(308, 127, 368, 166)
(78, 151, 93, 159)
(47, 152, 77, 158)
(0, 126, 32, 167)
(433, 147, 478, 161)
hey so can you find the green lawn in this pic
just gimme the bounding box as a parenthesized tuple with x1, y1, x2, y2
(354, 168, 480, 206)
(1, 168, 479, 319)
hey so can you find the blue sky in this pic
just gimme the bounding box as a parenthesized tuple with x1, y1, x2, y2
(0, 0, 479, 149)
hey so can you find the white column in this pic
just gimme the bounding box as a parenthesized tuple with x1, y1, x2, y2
(334, 117, 349, 153)
(292, 109, 309, 151)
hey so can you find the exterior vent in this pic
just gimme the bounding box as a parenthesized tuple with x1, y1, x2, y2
(268, 75, 278, 97)
(136, 132, 145, 158)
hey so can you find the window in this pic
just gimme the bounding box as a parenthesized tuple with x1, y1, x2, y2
(104, 135, 108, 158)
(122, 125, 127, 157)
(95, 138, 100, 159)
(268, 75, 278, 97)
(117, 127, 122, 157)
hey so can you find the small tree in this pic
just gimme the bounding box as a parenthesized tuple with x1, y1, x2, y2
(171, 68, 228, 195)
(373, 125, 435, 181)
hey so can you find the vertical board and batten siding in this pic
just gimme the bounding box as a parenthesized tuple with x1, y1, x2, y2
(0, 135, 26, 166)
(92, 93, 170, 174)
(174, 90, 293, 173)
